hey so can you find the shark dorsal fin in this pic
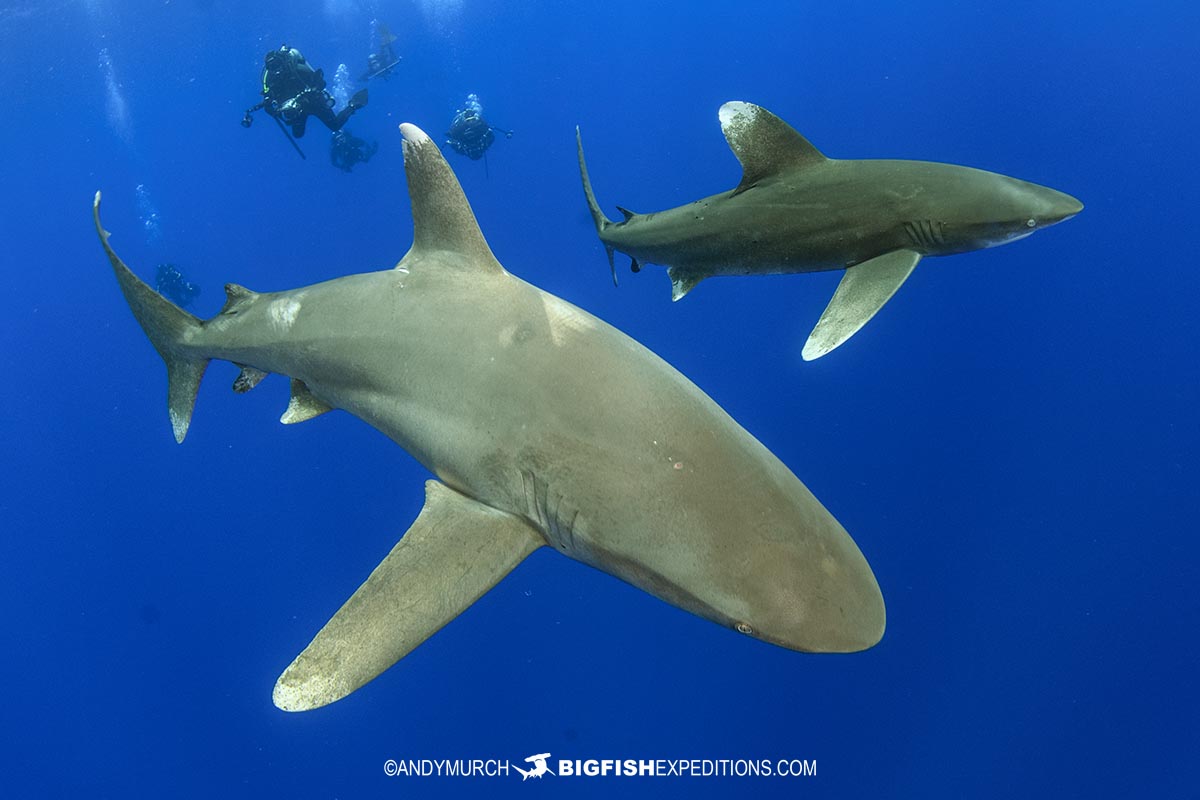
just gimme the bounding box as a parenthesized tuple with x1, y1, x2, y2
(719, 101, 827, 193)
(397, 123, 504, 274)
(220, 284, 259, 315)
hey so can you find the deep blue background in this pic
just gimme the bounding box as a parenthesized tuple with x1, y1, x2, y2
(2, 1, 1196, 796)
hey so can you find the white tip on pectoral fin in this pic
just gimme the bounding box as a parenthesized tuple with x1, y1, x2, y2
(273, 481, 545, 711)
(802, 249, 921, 361)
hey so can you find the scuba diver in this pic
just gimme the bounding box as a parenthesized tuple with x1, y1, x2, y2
(445, 94, 512, 163)
(330, 129, 379, 172)
(241, 45, 368, 151)
(361, 21, 401, 81)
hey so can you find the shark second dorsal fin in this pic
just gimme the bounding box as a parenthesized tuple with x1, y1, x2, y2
(220, 284, 258, 315)
(719, 101, 827, 194)
(397, 123, 504, 274)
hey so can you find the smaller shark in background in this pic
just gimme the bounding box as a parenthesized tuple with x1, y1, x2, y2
(577, 101, 1083, 360)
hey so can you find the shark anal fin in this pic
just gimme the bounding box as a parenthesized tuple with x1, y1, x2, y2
(232, 365, 269, 394)
(802, 249, 921, 361)
(273, 480, 545, 711)
(615, 205, 636, 222)
(718, 102, 828, 193)
(280, 378, 333, 424)
(667, 266, 703, 301)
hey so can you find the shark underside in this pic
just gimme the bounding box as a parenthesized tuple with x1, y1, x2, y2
(96, 122, 885, 712)
(577, 101, 1082, 359)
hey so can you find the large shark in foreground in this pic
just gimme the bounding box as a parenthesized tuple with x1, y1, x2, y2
(96, 123, 885, 712)
(577, 101, 1083, 360)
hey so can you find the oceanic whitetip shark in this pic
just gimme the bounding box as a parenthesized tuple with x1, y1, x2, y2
(577, 101, 1083, 360)
(95, 122, 885, 712)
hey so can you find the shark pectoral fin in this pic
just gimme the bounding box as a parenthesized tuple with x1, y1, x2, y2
(802, 249, 921, 361)
(667, 266, 704, 301)
(273, 480, 545, 711)
(718, 102, 828, 193)
(280, 378, 333, 424)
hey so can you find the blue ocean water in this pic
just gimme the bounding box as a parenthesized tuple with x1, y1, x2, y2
(2, 0, 1196, 796)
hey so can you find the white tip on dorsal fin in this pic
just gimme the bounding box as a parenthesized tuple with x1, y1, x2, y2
(718, 102, 827, 194)
(397, 123, 503, 273)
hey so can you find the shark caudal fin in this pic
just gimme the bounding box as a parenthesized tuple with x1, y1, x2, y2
(575, 127, 619, 285)
(94, 192, 208, 443)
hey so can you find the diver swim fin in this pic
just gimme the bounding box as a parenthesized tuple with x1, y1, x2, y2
(349, 88, 369, 110)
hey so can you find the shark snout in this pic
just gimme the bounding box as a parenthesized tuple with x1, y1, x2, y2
(1049, 190, 1083, 223)
(1035, 187, 1084, 228)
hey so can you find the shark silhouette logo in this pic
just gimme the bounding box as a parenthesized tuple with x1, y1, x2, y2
(514, 752, 553, 781)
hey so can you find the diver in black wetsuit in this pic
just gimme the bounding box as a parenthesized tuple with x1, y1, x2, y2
(445, 94, 512, 161)
(330, 129, 379, 172)
(361, 21, 401, 81)
(241, 45, 367, 138)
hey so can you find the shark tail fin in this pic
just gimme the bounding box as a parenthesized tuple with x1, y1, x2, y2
(575, 126, 619, 285)
(94, 192, 209, 443)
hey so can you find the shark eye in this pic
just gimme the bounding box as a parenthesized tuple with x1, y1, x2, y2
(1026, 218, 1037, 228)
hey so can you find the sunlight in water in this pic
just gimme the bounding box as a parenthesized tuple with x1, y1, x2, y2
(98, 47, 132, 142)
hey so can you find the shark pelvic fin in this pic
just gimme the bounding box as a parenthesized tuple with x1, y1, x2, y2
(802, 249, 921, 361)
(280, 378, 333, 424)
(719, 102, 828, 194)
(94, 192, 208, 443)
(667, 266, 704, 301)
(273, 480, 545, 711)
(396, 123, 504, 274)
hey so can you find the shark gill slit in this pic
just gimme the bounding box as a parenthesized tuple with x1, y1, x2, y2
(903, 220, 944, 249)
(520, 468, 578, 550)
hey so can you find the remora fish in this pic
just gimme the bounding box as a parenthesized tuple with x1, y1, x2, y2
(95, 123, 884, 713)
(577, 101, 1083, 360)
